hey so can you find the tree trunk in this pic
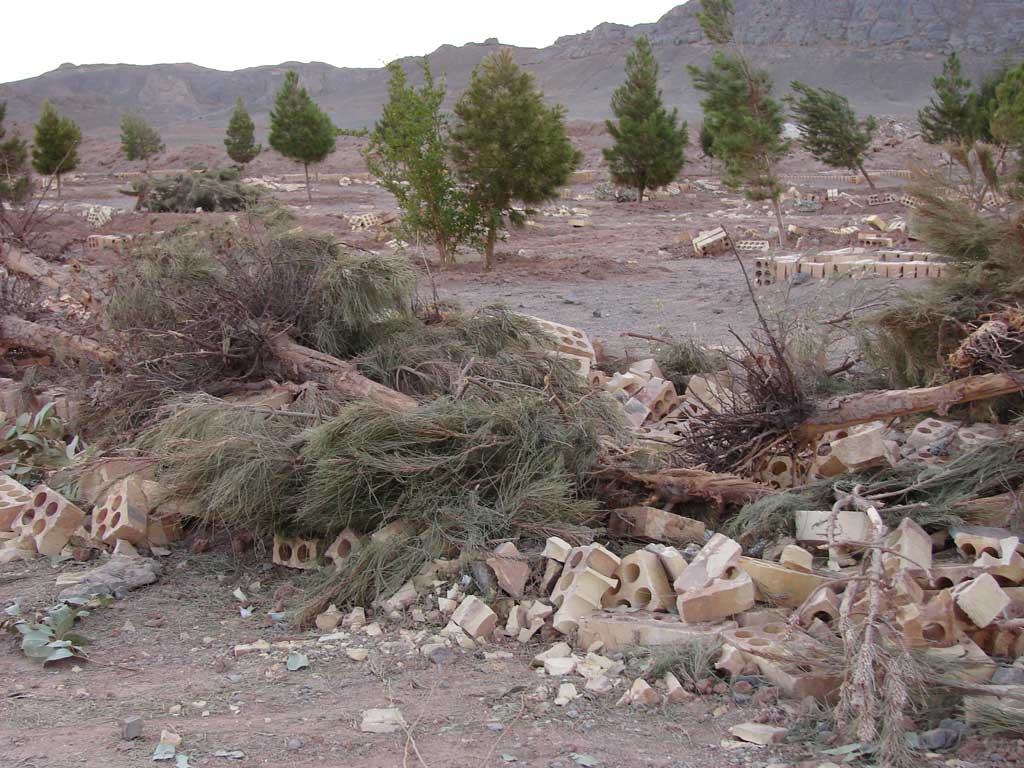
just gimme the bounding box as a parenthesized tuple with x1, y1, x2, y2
(598, 465, 771, 511)
(484, 226, 496, 272)
(265, 332, 417, 412)
(637, 185, 645, 203)
(0, 314, 118, 367)
(772, 196, 787, 248)
(56, 174, 62, 200)
(797, 370, 1024, 440)
(857, 162, 876, 189)
(303, 163, 312, 203)
(3, 247, 100, 309)
(435, 236, 451, 268)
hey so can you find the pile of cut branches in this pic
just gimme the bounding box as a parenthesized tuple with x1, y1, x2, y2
(130, 167, 261, 212)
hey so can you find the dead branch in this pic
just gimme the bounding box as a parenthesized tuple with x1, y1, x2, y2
(0, 314, 117, 367)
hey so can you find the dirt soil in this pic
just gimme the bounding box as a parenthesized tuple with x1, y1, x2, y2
(3, 548, 1021, 768)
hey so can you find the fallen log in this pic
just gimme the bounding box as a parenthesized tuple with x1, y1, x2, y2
(798, 370, 1024, 440)
(598, 464, 772, 512)
(266, 332, 417, 412)
(3, 247, 99, 309)
(0, 314, 118, 367)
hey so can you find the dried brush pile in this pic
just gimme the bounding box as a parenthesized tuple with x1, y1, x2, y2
(133, 167, 262, 213)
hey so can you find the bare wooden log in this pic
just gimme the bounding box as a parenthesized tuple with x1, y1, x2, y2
(953, 491, 1023, 528)
(798, 370, 1024, 440)
(3, 247, 99, 308)
(266, 332, 417, 412)
(598, 464, 772, 511)
(0, 314, 118, 367)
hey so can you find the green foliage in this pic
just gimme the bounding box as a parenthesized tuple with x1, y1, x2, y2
(603, 37, 688, 202)
(689, 51, 789, 204)
(0, 102, 30, 206)
(786, 82, 877, 186)
(135, 167, 261, 212)
(0, 404, 86, 488)
(696, 0, 735, 45)
(6, 598, 103, 665)
(269, 70, 336, 198)
(366, 59, 479, 266)
(31, 101, 81, 197)
(918, 52, 976, 145)
(653, 339, 727, 391)
(451, 51, 582, 269)
(119, 113, 164, 167)
(336, 127, 369, 138)
(992, 60, 1024, 149)
(224, 98, 261, 166)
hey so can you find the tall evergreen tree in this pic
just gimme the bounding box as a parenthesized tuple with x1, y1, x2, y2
(0, 102, 30, 207)
(269, 70, 336, 202)
(991, 61, 1024, 150)
(689, 0, 789, 245)
(603, 36, 688, 202)
(224, 98, 261, 168)
(918, 52, 975, 145)
(119, 113, 164, 172)
(366, 59, 477, 267)
(451, 51, 581, 270)
(31, 101, 81, 199)
(786, 82, 878, 187)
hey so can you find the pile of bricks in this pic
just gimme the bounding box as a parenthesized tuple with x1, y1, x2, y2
(755, 248, 947, 285)
(0, 460, 184, 564)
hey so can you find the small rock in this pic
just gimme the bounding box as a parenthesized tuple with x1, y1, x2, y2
(427, 646, 455, 665)
(121, 715, 143, 740)
(286, 737, 305, 751)
(486, 722, 505, 732)
(360, 707, 407, 734)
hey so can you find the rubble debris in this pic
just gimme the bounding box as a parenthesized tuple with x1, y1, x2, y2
(57, 554, 163, 600)
(360, 707, 407, 734)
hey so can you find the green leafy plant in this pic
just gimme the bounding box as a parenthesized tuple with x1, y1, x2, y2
(6, 598, 101, 664)
(0, 403, 85, 486)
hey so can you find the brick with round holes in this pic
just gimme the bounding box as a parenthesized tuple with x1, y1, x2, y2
(15, 485, 85, 556)
(272, 535, 319, 570)
(0, 474, 33, 532)
(91, 479, 149, 544)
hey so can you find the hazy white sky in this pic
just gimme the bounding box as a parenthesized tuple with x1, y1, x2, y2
(3, 1, 682, 83)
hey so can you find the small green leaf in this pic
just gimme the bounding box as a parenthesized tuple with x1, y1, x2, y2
(15, 412, 30, 429)
(43, 646, 76, 664)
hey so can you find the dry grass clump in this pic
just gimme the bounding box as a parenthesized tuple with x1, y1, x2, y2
(647, 636, 723, 690)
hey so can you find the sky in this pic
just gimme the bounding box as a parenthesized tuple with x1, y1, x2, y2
(3, 1, 683, 83)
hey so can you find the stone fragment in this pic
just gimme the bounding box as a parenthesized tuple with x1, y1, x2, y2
(829, 426, 898, 472)
(728, 723, 788, 745)
(542, 536, 572, 562)
(740, 557, 832, 608)
(486, 542, 530, 598)
(616, 678, 662, 707)
(543, 657, 578, 676)
(554, 682, 579, 706)
(451, 595, 497, 639)
(381, 581, 418, 612)
(121, 715, 143, 740)
(360, 708, 407, 734)
(882, 518, 932, 575)
(315, 604, 343, 632)
(662, 672, 691, 702)
(644, 543, 688, 581)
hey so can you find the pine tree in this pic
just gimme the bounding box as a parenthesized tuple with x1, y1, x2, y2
(992, 61, 1024, 150)
(366, 59, 477, 267)
(269, 70, 336, 202)
(0, 102, 30, 207)
(31, 101, 81, 199)
(689, 0, 789, 245)
(603, 36, 688, 203)
(786, 82, 878, 187)
(224, 98, 261, 168)
(120, 113, 164, 172)
(918, 52, 975, 145)
(451, 51, 581, 270)
(699, 121, 716, 172)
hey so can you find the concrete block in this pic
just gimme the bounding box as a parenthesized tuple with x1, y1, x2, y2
(325, 527, 365, 572)
(954, 527, 1014, 560)
(673, 533, 742, 593)
(451, 595, 497, 639)
(920, 589, 959, 647)
(15, 486, 85, 556)
(0, 474, 33, 531)
(715, 644, 756, 677)
(91, 479, 149, 544)
(628, 358, 663, 380)
(609, 505, 705, 546)
(952, 574, 1009, 629)
(829, 426, 897, 472)
(272, 535, 319, 570)
(739, 557, 832, 608)
(722, 624, 840, 701)
(633, 377, 678, 420)
(677, 572, 755, 623)
(75, 458, 156, 507)
(796, 586, 842, 626)
(540, 558, 562, 593)
(758, 454, 795, 489)
(780, 544, 813, 573)
(974, 543, 1024, 586)
(604, 550, 674, 611)
(906, 417, 959, 452)
(145, 513, 182, 547)
(691, 226, 732, 257)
